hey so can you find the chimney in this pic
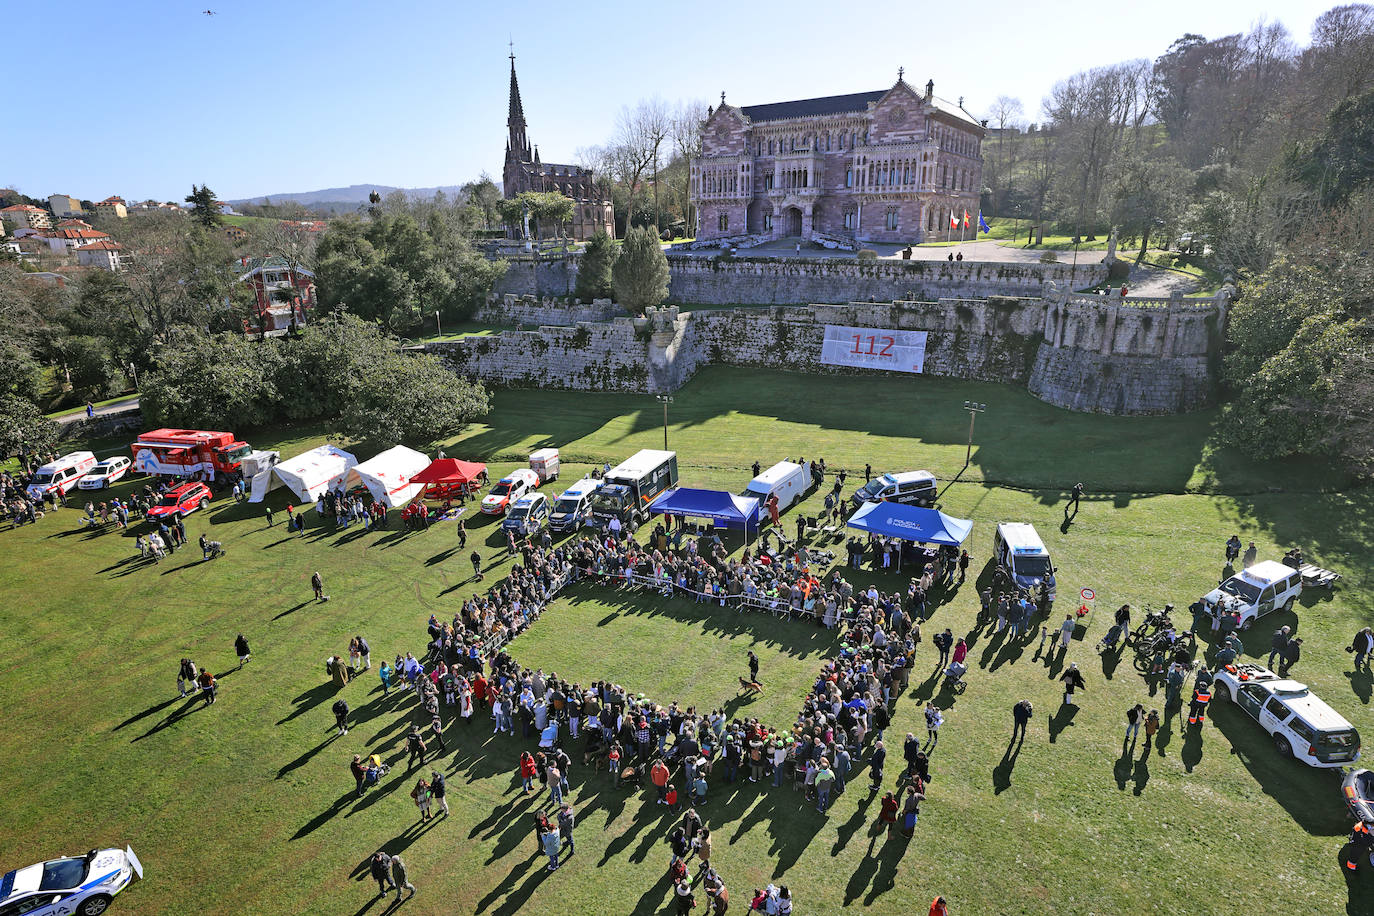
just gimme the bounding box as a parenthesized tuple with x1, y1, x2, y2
(925, 79, 933, 102)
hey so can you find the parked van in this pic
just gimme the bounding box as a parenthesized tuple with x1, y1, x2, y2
(503, 492, 551, 535)
(549, 477, 601, 532)
(744, 461, 809, 515)
(993, 522, 1057, 600)
(26, 451, 97, 500)
(1202, 560, 1303, 630)
(850, 470, 938, 509)
(1214, 663, 1361, 767)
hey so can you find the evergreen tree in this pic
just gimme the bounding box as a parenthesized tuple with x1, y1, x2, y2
(611, 226, 669, 315)
(184, 184, 223, 228)
(575, 231, 619, 302)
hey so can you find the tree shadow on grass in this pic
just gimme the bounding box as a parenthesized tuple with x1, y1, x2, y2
(277, 681, 339, 725)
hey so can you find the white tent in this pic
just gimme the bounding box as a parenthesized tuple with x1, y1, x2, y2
(263, 444, 358, 506)
(344, 444, 429, 509)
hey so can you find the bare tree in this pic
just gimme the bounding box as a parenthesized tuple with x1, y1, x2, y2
(986, 96, 1024, 215)
(670, 100, 708, 233)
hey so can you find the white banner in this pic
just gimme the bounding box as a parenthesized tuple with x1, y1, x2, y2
(820, 325, 928, 373)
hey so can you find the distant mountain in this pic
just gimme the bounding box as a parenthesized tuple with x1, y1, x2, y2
(229, 184, 467, 208)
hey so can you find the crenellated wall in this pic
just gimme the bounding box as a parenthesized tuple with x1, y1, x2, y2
(433, 287, 1232, 415)
(491, 252, 1109, 305)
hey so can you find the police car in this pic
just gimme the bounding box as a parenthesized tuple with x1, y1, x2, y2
(1213, 663, 1361, 767)
(502, 492, 550, 535)
(0, 846, 143, 916)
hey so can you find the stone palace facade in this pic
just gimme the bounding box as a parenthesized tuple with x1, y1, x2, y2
(691, 74, 984, 246)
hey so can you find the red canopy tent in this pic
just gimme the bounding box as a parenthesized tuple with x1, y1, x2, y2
(410, 458, 487, 498)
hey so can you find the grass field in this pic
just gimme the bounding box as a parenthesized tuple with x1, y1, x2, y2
(2, 365, 1372, 916)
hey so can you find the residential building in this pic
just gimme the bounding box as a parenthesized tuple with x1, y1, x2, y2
(237, 255, 315, 336)
(1, 204, 52, 231)
(501, 52, 614, 241)
(48, 194, 85, 218)
(224, 224, 248, 242)
(40, 227, 111, 252)
(74, 239, 124, 270)
(56, 218, 93, 229)
(94, 196, 128, 219)
(691, 74, 985, 245)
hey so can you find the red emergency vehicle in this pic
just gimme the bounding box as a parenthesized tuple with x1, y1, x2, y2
(130, 429, 252, 481)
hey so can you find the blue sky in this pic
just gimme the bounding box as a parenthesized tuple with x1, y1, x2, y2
(4, 0, 1342, 202)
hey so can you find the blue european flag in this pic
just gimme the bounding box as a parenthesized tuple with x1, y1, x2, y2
(978, 212, 991, 234)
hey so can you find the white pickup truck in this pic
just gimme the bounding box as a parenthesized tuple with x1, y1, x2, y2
(1213, 663, 1361, 768)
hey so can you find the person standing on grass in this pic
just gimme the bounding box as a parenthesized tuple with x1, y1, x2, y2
(929, 896, 950, 916)
(1350, 627, 1374, 671)
(430, 770, 449, 817)
(925, 704, 943, 749)
(651, 758, 670, 803)
(356, 635, 371, 671)
(265, 505, 274, 527)
(1268, 626, 1291, 670)
(1279, 637, 1303, 676)
(311, 571, 324, 601)
(520, 751, 537, 793)
(1060, 662, 1086, 706)
(390, 854, 416, 899)
(369, 853, 395, 898)
(351, 755, 368, 795)
(869, 740, 886, 790)
(197, 668, 217, 705)
(1242, 541, 1257, 568)
(542, 825, 561, 871)
(431, 713, 446, 753)
(558, 803, 575, 856)
(457, 518, 467, 548)
(748, 650, 759, 684)
(815, 759, 835, 813)
(548, 760, 564, 806)
(471, 550, 483, 581)
(406, 726, 428, 769)
(1125, 703, 1144, 742)
(1012, 700, 1032, 742)
(1144, 709, 1160, 746)
(332, 698, 349, 736)
(1059, 613, 1076, 649)
(234, 633, 251, 668)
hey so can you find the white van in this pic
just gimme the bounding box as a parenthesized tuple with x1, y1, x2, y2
(549, 477, 601, 532)
(745, 461, 809, 514)
(993, 522, 1057, 600)
(1202, 560, 1303, 630)
(1213, 664, 1361, 767)
(850, 470, 938, 509)
(26, 451, 97, 500)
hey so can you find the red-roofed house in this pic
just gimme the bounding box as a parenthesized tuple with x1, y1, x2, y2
(1, 204, 52, 231)
(95, 196, 128, 219)
(237, 255, 314, 337)
(39, 227, 111, 252)
(56, 218, 94, 229)
(74, 239, 124, 271)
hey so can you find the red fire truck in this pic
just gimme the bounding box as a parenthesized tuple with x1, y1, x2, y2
(131, 429, 252, 482)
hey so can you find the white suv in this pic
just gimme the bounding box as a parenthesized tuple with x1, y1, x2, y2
(1214, 663, 1361, 767)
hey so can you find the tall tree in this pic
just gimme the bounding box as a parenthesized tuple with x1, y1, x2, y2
(184, 184, 223, 228)
(575, 231, 619, 302)
(611, 226, 669, 314)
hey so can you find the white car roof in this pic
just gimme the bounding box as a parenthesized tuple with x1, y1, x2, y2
(872, 470, 935, 487)
(1266, 681, 1355, 730)
(998, 522, 1048, 554)
(1237, 561, 1298, 587)
(36, 451, 95, 473)
(559, 479, 601, 499)
(511, 493, 545, 508)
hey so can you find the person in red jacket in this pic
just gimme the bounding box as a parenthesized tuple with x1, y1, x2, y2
(929, 896, 950, 916)
(519, 751, 538, 793)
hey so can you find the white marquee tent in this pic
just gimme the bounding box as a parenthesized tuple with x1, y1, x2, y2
(252, 444, 358, 505)
(344, 444, 429, 509)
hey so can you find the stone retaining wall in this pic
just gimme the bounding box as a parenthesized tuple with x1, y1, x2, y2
(475, 294, 625, 327)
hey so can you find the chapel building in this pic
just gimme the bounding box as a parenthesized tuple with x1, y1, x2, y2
(502, 53, 614, 241)
(691, 74, 984, 245)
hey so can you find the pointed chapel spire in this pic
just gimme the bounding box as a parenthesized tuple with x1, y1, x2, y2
(507, 44, 530, 162)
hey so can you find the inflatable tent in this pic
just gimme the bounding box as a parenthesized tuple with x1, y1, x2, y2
(344, 445, 429, 509)
(257, 444, 358, 505)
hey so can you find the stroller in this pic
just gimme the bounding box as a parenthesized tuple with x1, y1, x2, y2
(360, 755, 391, 794)
(943, 660, 968, 694)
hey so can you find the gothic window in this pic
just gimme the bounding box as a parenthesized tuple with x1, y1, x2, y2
(845, 168, 853, 188)
(927, 208, 935, 231)
(885, 208, 899, 231)
(940, 164, 947, 187)
(768, 139, 774, 155)
(839, 132, 846, 150)
(825, 132, 831, 151)
(764, 212, 773, 231)
(718, 212, 729, 232)
(843, 209, 856, 230)
(764, 174, 774, 191)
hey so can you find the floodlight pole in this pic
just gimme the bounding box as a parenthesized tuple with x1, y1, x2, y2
(656, 395, 674, 450)
(963, 400, 986, 470)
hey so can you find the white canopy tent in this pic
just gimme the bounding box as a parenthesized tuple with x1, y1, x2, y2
(256, 444, 358, 506)
(344, 445, 429, 509)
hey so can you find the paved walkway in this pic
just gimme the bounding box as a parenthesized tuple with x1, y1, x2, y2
(55, 396, 141, 426)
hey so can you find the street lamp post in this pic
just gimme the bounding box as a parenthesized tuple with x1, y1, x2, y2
(962, 400, 986, 469)
(656, 395, 674, 450)
(435, 310, 442, 339)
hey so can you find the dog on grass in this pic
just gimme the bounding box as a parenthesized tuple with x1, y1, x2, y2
(738, 676, 764, 693)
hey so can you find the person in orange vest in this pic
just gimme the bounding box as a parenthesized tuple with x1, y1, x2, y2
(929, 895, 950, 916)
(1188, 682, 1212, 726)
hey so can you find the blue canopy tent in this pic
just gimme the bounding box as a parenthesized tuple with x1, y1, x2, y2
(649, 487, 761, 543)
(845, 501, 974, 569)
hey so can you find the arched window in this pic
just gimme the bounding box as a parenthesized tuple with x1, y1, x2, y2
(718, 212, 729, 232)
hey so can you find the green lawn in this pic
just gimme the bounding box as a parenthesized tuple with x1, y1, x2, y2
(4, 365, 1373, 915)
(512, 584, 838, 729)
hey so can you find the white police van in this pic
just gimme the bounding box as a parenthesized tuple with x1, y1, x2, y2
(549, 478, 601, 532)
(1213, 663, 1361, 767)
(850, 470, 938, 509)
(502, 492, 550, 536)
(993, 522, 1057, 600)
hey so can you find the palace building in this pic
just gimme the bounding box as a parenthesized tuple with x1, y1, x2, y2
(502, 52, 614, 242)
(691, 73, 984, 246)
